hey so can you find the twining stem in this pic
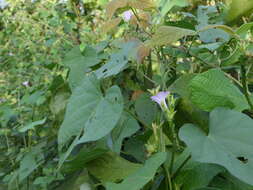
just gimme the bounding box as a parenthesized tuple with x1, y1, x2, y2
(241, 64, 253, 111)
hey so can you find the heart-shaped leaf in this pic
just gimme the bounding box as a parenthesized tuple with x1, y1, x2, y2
(190, 69, 248, 112)
(58, 75, 123, 147)
(179, 107, 253, 185)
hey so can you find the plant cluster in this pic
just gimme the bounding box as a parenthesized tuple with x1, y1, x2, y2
(1, 0, 253, 190)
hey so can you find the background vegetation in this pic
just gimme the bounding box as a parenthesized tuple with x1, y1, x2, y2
(1, 0, 253, 189)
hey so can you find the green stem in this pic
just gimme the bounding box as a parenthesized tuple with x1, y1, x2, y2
(146, 54, 153, 88)
(169, 121, 178, 173)
(163, 164, 173, 190)
(241, 64, 253, 111)
(171, 155, 191, 179)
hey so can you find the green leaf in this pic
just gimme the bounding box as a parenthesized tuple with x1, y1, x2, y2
(221, 47, 242, 66)
(62, 148, 108, 174)
(105, 152, 167, 190)
(63, 46, 100, 89)
(49, 91, 70, 116)
(95, 41, 139, 79)
(175, 162, 223, 190)
(19, 143, 45, 182)
(159, 0, 188, 18)
(87, 152, 141, 182)
(56, 170, 95, 190)
(124, 137, 147, 163)
(19, 153, 38, 182)
(236, 22, 253, 39)
(111, 112, 140, 153)
(148, 26, 195, 47)
(18, 118, 46, 132)
(58, 75, 123, 147)
(190, 69, 248, 112)
(226, 0, 253, 22)
(210, 172, 253, 190)
(196, 6, 230, 43)
(134, 93, 158, 127)
(179, 107, 253, 186)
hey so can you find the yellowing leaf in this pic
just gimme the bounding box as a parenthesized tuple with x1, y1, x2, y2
(106, 0, 155, 19)
(106, 0, 128, 19)
(148, 26, 195, 47)
(128, 0, 156, 10)
(102, 18, 122, 33)
(130, 11, 151, 28)
(226, 0, 253, 22)
(136, 43, 151, 63)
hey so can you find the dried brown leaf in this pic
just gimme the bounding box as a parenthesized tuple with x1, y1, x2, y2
(106, 0, 128, 19)
(102, 18, 122, 33)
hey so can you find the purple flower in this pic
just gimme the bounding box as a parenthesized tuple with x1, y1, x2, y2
(22, 81, 30, 87)
(151, 91, 170, 108)
(122, 10, 133, 22)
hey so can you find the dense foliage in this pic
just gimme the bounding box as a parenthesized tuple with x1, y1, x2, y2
(1, 0, 253, 189)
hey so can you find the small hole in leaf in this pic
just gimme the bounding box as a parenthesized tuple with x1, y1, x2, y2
(237, 156, 248, 164)
(114, 97, 118, 101)
(103, 69, 108, 73)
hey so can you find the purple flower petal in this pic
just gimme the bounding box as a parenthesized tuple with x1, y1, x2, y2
(151, 91, 170, 108)
(122, 10, 133, 22)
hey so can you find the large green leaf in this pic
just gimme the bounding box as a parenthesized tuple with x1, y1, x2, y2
(196, 6, 230, 43)
(179, 107, 253, 185)
(95, 41, 138, 79)
(63, 46, 100, 89)
(111, 112, 140, 153)
(58, 75, 123, 147)
(87, 152, 141, 182)
(169, 74, 209, 131)
(175, 162, 223, 190)
(105, 152, 167, 190)
(190, 69, 248, 112)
